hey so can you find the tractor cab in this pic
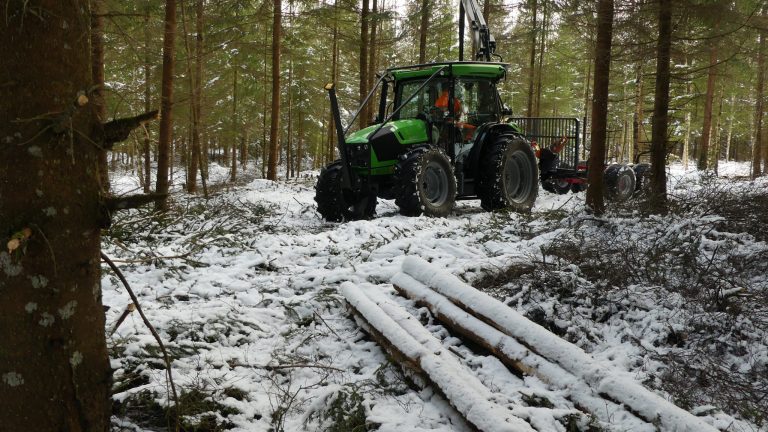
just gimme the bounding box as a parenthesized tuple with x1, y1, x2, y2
(385, 63, 507, 154)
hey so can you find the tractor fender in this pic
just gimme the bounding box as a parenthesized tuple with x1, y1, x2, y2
(465, 122, 526, 178)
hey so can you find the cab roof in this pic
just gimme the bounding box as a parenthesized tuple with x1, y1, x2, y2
(388, 61, 507, 81)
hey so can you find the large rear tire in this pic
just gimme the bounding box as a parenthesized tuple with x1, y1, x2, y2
(394, 147, 456, 217)
(604, 163, 636, 203)
(477, 136, 539, 212)
(315, 161, 376, 222)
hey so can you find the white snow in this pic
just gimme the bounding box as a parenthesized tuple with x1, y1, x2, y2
(103, 160, 764, 431)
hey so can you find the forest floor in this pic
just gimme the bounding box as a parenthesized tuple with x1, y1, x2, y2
(105, 161, 767, 432)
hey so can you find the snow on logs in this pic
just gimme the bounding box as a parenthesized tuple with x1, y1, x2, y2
(340, 281, 536, 432)
(394, 256, 719, 432)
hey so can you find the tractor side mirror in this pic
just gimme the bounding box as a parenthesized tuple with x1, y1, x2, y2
(501, 105, 512, 116)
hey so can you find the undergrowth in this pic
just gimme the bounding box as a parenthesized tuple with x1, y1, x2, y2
(476, 177, 768, 428)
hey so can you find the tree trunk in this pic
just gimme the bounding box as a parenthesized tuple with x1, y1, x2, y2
(143, 7, 152, 193)
(267, 0, 282, 180)
(326, 0, 339, 165)
(180, 0, 202, 193)
(419, 0, 430, 64)
(534, 0, 549, 117)
(287, 54, 294, 179)
(231, 65, 238, 182)
(359, 0, 370, 129)
(585, 0, 613, 216)
(0, 2, 111, 429)
(725, 95, 734, 162)
(712, 81, 725, 174)
(754, 21, 766, 178)
(650, 0, 671, 212)
(367, 0, 379, 124)
(91, 0, 110, 192)
(155, 0, 177, 211)
(632, 62, 643, 163)
(526, 0, 537, 117)
(262, 18, 269, 178)
(581, 46, 592, 160)
(297, 85, 304, 175)
(698, 39, 718, 171)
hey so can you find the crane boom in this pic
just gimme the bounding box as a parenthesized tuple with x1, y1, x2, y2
(459, 0, 496, 62)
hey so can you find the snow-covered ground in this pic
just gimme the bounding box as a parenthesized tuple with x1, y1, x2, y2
(105, 161, 767, 432)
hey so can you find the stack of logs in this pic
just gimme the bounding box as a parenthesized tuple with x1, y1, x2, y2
(341, 256, 719, 432)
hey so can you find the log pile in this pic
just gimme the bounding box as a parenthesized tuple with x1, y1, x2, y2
(340, 256, 721, 432)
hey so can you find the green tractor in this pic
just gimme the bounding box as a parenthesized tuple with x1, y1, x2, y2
(316, 62, 538, 221)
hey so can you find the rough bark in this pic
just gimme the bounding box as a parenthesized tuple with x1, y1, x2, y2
(585, 0, 613, 216)
(0, 2, 110, 429)
(698, 40, 718, 171)
(650, 0, 671, 212)
(267, 0, 282, 180)
(419, 0, 430, 64)
(155, 0, 177, 211)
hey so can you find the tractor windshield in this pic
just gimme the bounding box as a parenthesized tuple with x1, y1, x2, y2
(395, 79, 450, 120)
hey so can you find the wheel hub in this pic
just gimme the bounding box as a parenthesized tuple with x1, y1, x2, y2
(422, 161, 449, 206)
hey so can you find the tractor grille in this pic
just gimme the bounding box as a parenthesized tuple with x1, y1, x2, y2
(507, 117, 580, 171)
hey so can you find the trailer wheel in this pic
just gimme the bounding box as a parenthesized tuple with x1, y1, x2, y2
(604, 164, 636, 202)
(478, 136, 539, 212)
(633, 163, 651, 195)
(541, 178, 571, 195)
(315, 161, 377, 221)
(394, 147, 456, 217)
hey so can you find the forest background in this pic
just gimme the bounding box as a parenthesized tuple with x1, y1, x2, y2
(99, 0, 768, 191)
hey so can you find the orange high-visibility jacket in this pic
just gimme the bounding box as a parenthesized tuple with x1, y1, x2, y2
(435, 90, 461, 114)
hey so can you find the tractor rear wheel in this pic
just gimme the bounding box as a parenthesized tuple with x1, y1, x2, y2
(604, 164, 636, 202)
(478, 135, 539, 212)
(394, 147, 456, 217)
(315, 161, 377, 221)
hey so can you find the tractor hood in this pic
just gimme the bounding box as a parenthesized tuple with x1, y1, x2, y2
(346, 119, 429, 146)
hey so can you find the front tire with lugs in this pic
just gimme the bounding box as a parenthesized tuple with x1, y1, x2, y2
(315, 161, 376, 221)
(394, 147, 456, 217)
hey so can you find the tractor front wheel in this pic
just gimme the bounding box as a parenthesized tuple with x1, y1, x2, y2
(394, 147, 456, 217)
(315, 161, 377, 222)
(478, 136, 539, 212)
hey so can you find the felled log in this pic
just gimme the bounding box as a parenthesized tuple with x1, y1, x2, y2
(341, 282, 535, 432)
(391, 272, 649, 431)
(398, 256, 719, 432)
